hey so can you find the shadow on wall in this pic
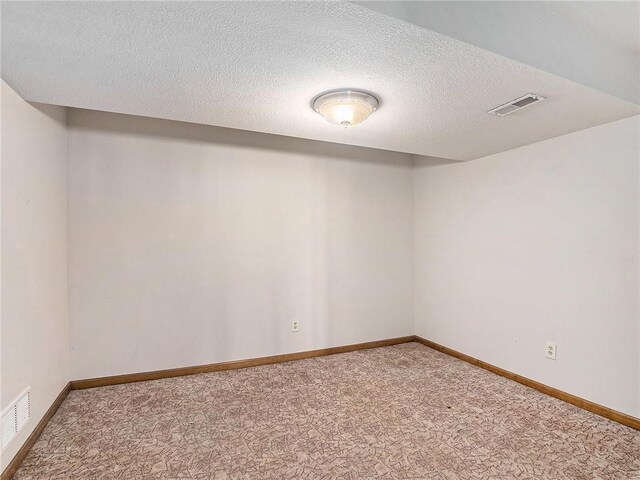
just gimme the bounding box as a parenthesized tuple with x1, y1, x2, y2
(413, 155, 465, 168)
(69, 107, 418, 168)
(28, 101, 67, 127)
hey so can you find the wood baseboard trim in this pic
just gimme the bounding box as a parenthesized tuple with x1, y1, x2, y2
(70, 336, 416, 390)
(1, 382, 71, 480)
(414, 336, 640, 430)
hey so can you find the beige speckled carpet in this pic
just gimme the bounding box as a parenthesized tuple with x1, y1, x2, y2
(12, 343, 640, 479)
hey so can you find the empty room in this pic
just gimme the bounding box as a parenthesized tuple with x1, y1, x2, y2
(1, 1, 639, 479)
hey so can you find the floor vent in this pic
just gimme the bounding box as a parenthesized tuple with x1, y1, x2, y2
(1, 389, 30, 451)
(488, 94, 546, 116)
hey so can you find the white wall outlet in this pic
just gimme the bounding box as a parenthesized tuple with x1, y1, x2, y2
(545, 341, 557, 360)
(291, 320, 300, 333)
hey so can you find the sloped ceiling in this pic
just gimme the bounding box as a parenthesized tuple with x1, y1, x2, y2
(2, 1, 638, 160)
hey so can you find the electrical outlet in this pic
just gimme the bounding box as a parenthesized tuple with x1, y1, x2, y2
(545, 341, 557, 360)
(291, 320, 300, 333)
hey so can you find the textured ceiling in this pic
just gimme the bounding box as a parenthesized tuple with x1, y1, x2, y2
(2, 1, 638, 160)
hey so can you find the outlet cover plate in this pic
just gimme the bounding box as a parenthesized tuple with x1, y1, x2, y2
(545, 341, 557, 360)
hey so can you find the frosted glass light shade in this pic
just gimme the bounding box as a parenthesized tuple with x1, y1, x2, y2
(312, 90, 379, 128)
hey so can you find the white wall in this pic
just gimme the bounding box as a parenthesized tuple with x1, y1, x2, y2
(2, 84, 637, 468)
(67, 109, 414, 380)
(1, 81, 69, 469)
(356, 2, 640, 104)
(414, 115, 640, 417)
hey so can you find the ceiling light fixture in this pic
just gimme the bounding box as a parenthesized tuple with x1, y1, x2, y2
(312, 89, 379, 128)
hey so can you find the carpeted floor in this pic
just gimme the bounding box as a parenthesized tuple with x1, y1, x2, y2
(12, 343, 640, 479)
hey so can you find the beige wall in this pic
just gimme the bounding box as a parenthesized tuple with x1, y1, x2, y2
(1, 81, 70, 469)
(67, 109, 415, 379)
(414, 115, 640, 417)
(1, 84, 638, 469)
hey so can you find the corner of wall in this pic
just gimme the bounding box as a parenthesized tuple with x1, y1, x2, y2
(0, 81, 71, 471)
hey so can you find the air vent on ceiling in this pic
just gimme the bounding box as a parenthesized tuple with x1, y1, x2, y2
(488, 94, 546, 116)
